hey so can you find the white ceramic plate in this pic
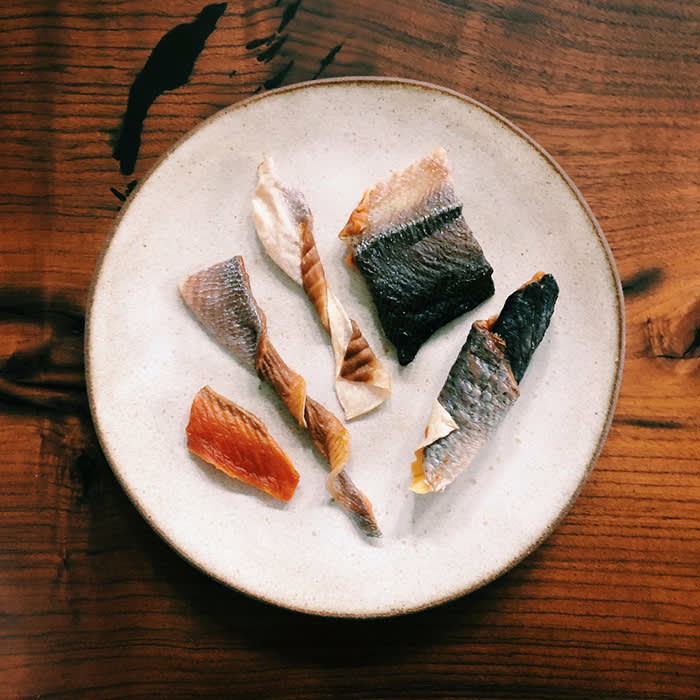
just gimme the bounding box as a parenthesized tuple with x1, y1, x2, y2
(86, 77, 624, 617)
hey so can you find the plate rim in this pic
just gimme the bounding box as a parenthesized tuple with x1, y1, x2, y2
(85, 76, 625, 617)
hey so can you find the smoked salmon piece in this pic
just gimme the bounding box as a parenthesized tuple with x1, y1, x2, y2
(187, 385, 299, 502)
(339, 147, 494, 365)
(180, 256, 381, 537)
(412, 272, 559, 493)
(252, 158, 391, 420)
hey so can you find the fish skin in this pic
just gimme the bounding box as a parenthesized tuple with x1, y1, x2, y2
(299, 213, 330, 329)
(340, 320, 375, 382)
(253, 157, 390, 420)
(186, 385, 300, 502)
(339, 147, 454, 250)
(304, 396, 381, 537)
(340, 148, 494, 365)
(178, 256, 264, 370)
(490, 273, 559, 384)
(417, 323, 520, 492)
(354, 213, 494, 365)
(413, 272, 558, 493)
(255, 333, 308, 427)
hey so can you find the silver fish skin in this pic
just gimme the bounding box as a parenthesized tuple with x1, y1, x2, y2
(414, 272, 558, 493)
(419, 322, 520, 492)
(179, 256, 263, 371)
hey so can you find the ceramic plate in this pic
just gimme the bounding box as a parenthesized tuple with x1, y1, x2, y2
(86, 78, 624, 617)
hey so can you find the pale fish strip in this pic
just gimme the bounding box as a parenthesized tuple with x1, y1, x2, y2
(253, 157, 390, 420)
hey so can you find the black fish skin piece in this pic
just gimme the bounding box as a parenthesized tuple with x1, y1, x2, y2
(354, 210, 494, 365)
(490, 273, 559, 383)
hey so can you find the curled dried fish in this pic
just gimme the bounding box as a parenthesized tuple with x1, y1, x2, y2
(252, 157, 391, 420)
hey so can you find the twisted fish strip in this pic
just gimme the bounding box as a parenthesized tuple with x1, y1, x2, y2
(179, 255, 381, 537)
(252, 158, 391, 420)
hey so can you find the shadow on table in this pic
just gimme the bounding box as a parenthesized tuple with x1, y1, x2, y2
(153, 530, 528, 668)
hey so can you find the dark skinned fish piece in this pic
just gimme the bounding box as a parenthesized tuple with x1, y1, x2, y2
(412, 272, 559, 493)
(339, 148, 494, 365)
(179, 255, 381, 537)
(490, 272, 560, 383)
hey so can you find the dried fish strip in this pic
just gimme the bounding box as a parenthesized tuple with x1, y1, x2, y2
(253, 158, 391, 420)
(187, 385, 300, 502)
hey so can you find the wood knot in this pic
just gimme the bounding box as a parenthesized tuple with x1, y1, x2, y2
(646, 291, 700, 359)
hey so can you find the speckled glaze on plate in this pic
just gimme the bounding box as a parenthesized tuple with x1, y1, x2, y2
(86, 78, 624, 617)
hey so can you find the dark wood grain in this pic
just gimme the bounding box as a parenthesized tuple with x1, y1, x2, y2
(1, 1, 699, 699)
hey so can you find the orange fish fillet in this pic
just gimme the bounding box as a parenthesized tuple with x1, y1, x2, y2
(187, 385, 300, 502)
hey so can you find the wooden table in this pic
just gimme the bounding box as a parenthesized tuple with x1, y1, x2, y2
(2, 2, 698, 698)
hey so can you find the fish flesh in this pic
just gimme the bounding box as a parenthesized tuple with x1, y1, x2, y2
(252, 157, 391, 420)
(187, 385, 300, 502)
(411, 272, 559, 493)
(339, 147, 494, 365)
(180, 255, 381, 537)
